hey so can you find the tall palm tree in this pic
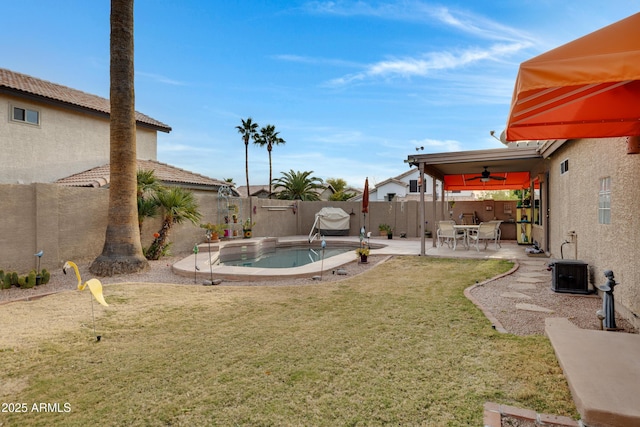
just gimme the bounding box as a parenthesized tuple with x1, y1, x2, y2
(255, 124, 286, 197)
(272, 170, 324, 201)
(91, 0, 148, 276)
(236, 117, 259, 198)
(145, 186, 202, 260)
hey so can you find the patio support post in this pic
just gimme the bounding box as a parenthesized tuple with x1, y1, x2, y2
(419, 162, 425, 255)
(440, 180, 445, 223)
(432, 172, 437, 248)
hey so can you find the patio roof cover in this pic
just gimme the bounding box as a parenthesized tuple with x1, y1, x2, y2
(408, 147, 542, 191)
(506, 12, 640, 141)
(444, 171, 530, 191)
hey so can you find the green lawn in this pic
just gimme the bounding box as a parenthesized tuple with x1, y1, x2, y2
(0, 257, 577, 426)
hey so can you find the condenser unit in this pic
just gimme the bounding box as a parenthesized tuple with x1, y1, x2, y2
(549, 260, 589, 294)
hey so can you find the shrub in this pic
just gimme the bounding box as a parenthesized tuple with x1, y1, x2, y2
(27, 271, 37, 288)
(0, 271, 10, 290)
(41, 268, 51, 285)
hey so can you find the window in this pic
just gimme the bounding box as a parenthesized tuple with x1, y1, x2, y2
(409, 179, 421, 193)
(560, 159, 569, 174)
(598, 177, 611, 224)
(11, 106, 40, 125)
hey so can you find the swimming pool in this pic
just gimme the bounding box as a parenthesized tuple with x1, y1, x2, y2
(171, 237, 386, 281)
(221, 247, 351, 268)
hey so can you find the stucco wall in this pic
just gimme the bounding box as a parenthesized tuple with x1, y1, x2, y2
(0, 185, 450, 273)
(0, 94, 157, 184)
(547, 137, 640, 330)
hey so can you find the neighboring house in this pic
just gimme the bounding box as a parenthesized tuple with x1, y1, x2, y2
(55, 159, 238, 195)
(315, 183, 336, 201)
(236, 185, 271, 199)
(358, 168, 475, 202)
(343, 186, 362, 199)
(0, 68, 170, 184)
(237, 183, 336, 201)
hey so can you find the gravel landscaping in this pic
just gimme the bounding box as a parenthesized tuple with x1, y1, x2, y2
(2, 253, 637, 336)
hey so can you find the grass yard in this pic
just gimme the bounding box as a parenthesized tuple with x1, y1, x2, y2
(0, 257, 577, 426)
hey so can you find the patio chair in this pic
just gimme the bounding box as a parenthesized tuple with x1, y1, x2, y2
(487, 220, 503, 248)
(468, 222, 500, 251)
(437, 221, 465, 250)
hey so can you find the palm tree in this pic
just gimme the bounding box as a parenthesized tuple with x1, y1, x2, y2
(91, 0, 148, 276)
(272, 170, 324, 201)
(145, 186, 202, 260)
(236, 118, 259, 198)
(327, 177, 356, 201)
(255, 124, 286, 197)
(136, 169, 163, 233)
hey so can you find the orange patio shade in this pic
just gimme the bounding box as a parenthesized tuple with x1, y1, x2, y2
(506, 12, 640, 141)
(444, 171, 530, 191)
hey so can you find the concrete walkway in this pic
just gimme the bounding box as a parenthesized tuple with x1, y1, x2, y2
(173, 236, 640, 425)
(545, 318, 640, 427)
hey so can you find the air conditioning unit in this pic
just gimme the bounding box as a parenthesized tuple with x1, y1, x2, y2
(549, 260, 590, 294)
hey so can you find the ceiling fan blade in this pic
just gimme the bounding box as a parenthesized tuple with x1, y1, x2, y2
(489, 176, 507, 181)
(466, 176, 482, 181)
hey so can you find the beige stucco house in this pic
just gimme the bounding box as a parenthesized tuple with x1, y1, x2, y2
(0, 67, 171, 184)
(409, 137, 640, 331)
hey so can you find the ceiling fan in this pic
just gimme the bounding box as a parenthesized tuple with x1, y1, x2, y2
(466, 166, 507, 183)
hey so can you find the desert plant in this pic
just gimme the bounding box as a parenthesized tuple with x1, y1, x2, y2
(378, 223, 391, 233)
(10, 272, 18, 287)
(40, 268, 51, 285)
(146, 186, 202, 261)
(0, 271, 9, 290)
(200, 223, 225, 237)
(27, 271, 37, 288)
(355, 246, 370, 257)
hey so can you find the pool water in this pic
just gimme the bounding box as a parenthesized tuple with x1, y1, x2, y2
(221, 247, 352, 268)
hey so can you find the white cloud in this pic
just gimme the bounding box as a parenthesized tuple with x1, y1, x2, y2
(410, 138, 462, 153)
(327, 41, 530, 86)
(304, 1, 536, 43)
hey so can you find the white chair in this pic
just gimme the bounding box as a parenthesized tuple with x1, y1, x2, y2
(487, 220, 502, 248)
(437, 221, 465, 250)
(468, 222, 500, 251)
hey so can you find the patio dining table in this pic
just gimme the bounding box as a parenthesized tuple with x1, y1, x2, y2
(453, 224, 479, 250)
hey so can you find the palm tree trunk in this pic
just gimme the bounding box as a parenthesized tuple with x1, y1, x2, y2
(91, 0, 149, 276)
(245, 139, 250, 198)
(268, 147, 273, 197)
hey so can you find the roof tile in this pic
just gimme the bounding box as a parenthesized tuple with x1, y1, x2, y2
(0, 68, 171, 132)
(55, 159, 230, 190)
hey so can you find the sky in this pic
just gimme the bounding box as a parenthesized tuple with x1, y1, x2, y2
(3, 1, 640, 189)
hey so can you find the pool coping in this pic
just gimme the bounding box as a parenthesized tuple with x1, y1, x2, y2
(172, 236, 387, 281)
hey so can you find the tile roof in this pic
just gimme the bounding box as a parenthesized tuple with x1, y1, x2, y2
(0, 68, 171, 132)
(236, 185, 271, 197)
(55, 159, 231, 191)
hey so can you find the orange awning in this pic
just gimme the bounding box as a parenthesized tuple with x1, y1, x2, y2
(444, 171, 530, 191)
(506, 12, 640, 141)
